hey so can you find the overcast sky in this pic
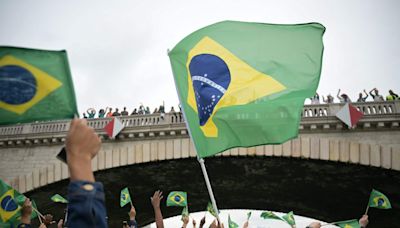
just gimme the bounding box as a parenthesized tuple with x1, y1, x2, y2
(1, 0, 399, 114)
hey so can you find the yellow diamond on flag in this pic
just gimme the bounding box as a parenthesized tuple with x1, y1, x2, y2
(0, 189, 21, 222)
(0, 55, 62, 114)
(186, 36, 286, 137)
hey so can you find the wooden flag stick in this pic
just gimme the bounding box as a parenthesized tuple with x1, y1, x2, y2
(32, 206, 45, 219)
(365, 205, 370, 215)
(34, 207, 43, 224)
(321, 222, 335, 227)
(64, 208, 68, 225)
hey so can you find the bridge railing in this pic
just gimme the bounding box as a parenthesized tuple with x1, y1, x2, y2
(0, 112, 186, 136)
(302, 100, 399, 117)
(0, 101, 399, 137)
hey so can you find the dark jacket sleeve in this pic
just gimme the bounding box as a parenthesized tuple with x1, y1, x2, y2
(66, 181, 108, 228)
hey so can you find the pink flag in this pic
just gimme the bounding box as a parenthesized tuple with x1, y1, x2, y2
(336, 103, 363, 128)
(104, 117, 124, 138)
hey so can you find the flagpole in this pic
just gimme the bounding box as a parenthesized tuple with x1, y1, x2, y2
(64, 207, 68, 225)
(365, 190, 371, 215)
(36, 208, 43, 224)
(321, 222, 335, 227)
(199, 158, 220, 222)
(31, 206, 45, 219)
(167, 48, 221, 222)
(364, 205, 369, 215)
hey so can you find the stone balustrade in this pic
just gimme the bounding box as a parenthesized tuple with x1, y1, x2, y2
(0, 101, 399, 145)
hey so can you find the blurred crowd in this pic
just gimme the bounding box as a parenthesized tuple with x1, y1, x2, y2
(82, 104, 181, 119)
(309, 88, 398, 104)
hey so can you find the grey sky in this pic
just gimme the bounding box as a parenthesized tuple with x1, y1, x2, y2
(1, 0, 399, 114)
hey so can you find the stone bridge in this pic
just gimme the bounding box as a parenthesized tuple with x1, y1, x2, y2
(0, 101, 399, 194)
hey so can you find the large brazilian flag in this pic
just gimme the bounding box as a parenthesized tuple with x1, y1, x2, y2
(169, 21, 325, 158)
(0, 46, 77, 125)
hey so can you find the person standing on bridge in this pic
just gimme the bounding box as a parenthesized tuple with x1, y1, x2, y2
(369, 88, 384, 102)
(322, 94, 334, 103)
(337, 89, 351, 103)
(386, 89, 399, 101)
(357, 90, 369, 102)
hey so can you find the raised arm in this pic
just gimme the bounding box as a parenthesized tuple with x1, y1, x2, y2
(337, 89, 341, 99)
(151, 190, 165, 228)
(363, 89, 369, 100)
(369, 88, 376, 97)
(65, 119, 107, 228)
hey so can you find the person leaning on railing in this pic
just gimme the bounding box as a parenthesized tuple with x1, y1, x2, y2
(337, 89, 351, 103)
(357, 89, 369, 102)
(386, 90, 399, 101)
(369, 88, 384, 102)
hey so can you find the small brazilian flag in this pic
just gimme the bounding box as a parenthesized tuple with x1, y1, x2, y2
(368, 189, 391, 209)
(282, 211, 296, 226)
(169, 21, 324, 157)
(51, 194, 68, 204)
(260, 211, 282, 221)
(0, 179, 24, 223)
(0, 46, 78, 125)
(228, 214, 239, 228)
(335, 219, 360, 228)
(206, 202, 218, 217)
(166, 191, 187, 207)
(120, 187, 132, 207)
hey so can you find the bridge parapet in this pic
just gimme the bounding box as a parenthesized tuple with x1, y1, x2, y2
(302, 100, 399, 117)
(0, 101, 399, 147)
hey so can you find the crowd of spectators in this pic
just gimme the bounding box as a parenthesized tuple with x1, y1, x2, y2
(82, 89, 399, 119)
(82, 104, 181, 119)
(309, 88, 398, 105)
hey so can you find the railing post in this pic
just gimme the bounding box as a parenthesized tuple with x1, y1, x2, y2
(394, 100, 400, 113)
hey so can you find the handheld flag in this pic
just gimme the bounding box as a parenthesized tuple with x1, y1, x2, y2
(30, 200, 38, 219)
(120, 187, 132, 207)
(169, 20, 325, 157)
(207, 202, 218, 217)
(51, 194, 68, 204)
(104, 117, 124, 138)
(0, 190, 20, 222)
(260, 211, 282, 221)
(247, 211, 252, 221)
(336, 103, 363, 128)
(0, 46, 78, 125)
(282, 211, 296, 226)
(335, 219, 360, 228)
(166, 191, 187, 207)
(228, 214, 239, 228)
(368, 189, 391, 209)
(0, 179, 25, 223)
